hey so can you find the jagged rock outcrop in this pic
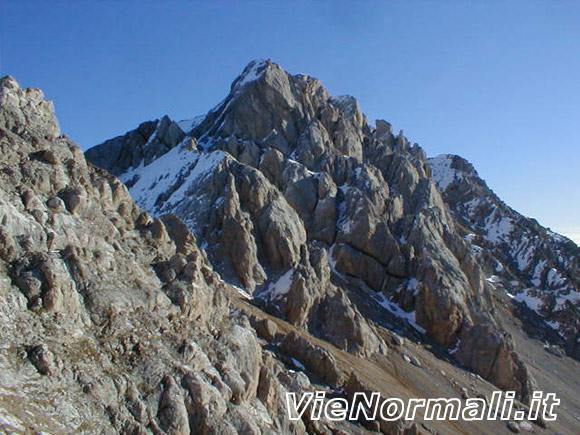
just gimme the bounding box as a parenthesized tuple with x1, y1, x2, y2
(85, 115, 185, 176)
(428, 154, 580, 358)
(2, 75, 395, 434)
(86, 60, 542, 401)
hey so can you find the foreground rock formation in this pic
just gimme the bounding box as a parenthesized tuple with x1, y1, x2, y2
(0, 75, 350, 434)
(2, 62, 579, 434)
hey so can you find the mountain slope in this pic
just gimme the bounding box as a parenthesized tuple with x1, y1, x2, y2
(86, 59, 541, 402)
(427, 154, 580, 358)
(0, 76, 382, 434)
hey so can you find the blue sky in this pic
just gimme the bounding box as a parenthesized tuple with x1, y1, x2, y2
(2, 1, 579, 242)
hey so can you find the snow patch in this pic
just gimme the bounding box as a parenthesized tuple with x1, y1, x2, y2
(177, 115, 205, 133)
(427, 155, 462, 190)
(531, 260, 547, 286)
(119, 145, 225, 218)
(483, 210, 513, 244)
(265, 269, 295, 301)
(512, 238, 535, 271)
(235, 60, 268, 89)
(513, 289, 544, 312)
(547, 268, 566, 288)
(373, 292, 425, 334)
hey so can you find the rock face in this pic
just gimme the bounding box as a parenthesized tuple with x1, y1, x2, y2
(85, 115, 185, 176)
(428, 154, 580, 358)
(0, 75, 379, 434)
(4, 62, 579, 433)
(85, 60, 547, 402)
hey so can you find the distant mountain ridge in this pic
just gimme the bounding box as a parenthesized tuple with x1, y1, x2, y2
(427, 154, 580, 357)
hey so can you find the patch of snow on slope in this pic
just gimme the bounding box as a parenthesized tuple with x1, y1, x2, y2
(512, 238, 535, 271)
(177, 115, 205, 133)
(119, 145, 225, 216)
(373, 292, 425, 334)
(463, 198, 481, 217)
(513, 289, 544, 312)
(554, 289, 580, 310)
(428, 155, 461, 190)
(119, 144, 197, 213)
(265, 269, 295, 301)
(165, 151, 226, 209)
(231, 284, 252, 300)
(531, 260, 547, 286)
(483, 211, 513, 244)
(547, 268, 566, 288)
(235, 60, 268, 89)
(546, 321, 564, 337)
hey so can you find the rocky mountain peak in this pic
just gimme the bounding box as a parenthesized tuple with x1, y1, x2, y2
(230, 59, 275, 90)
(0, 75, 60, 140)
(230, 58, 321, 95)
(83, 60, 553, 405)
(1, 71, 353, 434)
(191, 59, 370, 160)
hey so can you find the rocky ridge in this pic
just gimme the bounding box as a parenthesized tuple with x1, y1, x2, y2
(3, 59, 579, 434)
(0, 75, 376, 434)
(427, 154, 580, 358)
(87, 60, 543, 402)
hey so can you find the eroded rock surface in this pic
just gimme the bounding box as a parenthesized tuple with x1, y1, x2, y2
(4, 60, 578, 433)
(85, 60, 543, 401)
(0, 75, 379, 434)
(428, 154, 580, 358)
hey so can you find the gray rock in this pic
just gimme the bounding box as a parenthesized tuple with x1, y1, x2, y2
(83, 60, 541, 403)
(158, 376, 190, 435)
(0, 73, 328, 434)
(2, 59, 567, 433)
(46, 197, 65, 211)
(27, 344, 55, 375)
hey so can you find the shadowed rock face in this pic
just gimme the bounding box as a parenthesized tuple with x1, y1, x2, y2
(85, 115, 185, 176)
(85, 60, 545, 402)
